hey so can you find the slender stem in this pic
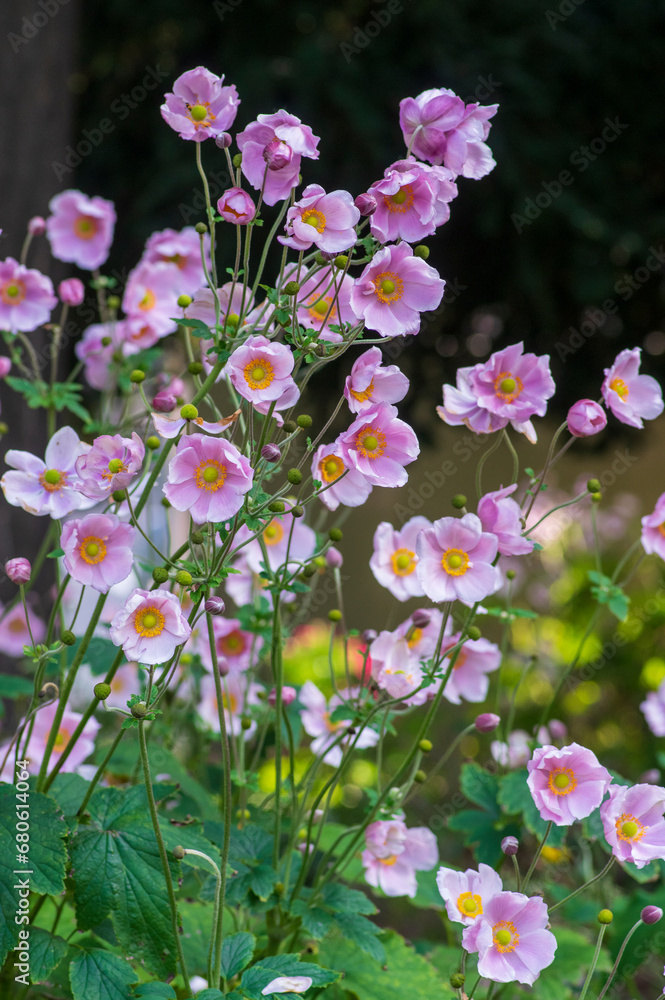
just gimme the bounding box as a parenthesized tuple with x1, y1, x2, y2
(271, 598, 284, 868)
(521, 820, 552, 891)
(578, 923, 607, 1000)
(501, 428, 520, 485)
(548, 856, 615, 913)
(77, 726, 126, 816)
(596, 920, 642, 1000)
(511, 854, 521, 892)
(138, 720, 191, 995)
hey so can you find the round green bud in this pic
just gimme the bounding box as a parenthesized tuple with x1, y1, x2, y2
(296, 414, 312, 428)
(297, 828, 308, 841)
(107, 295, 120, 310)
(152, 567, 169, 584)
(467, 625, 482, 641)
(188, 361, 204, 375)
(314, 251, 328, 266)
(241, 717, 253, 731)
(328, 609, 343, 622)
(313, 555, 326, 569)
(60, 630, 76, 646)
(180, 403, 199, 420)
(236, 808, 251, 820)
(268, 500, 286, 513)
(414, 769, 427, 783)
(0, 423, 8, 436)
(506, 569, 517, 580)
(100, 335, 113, 346)
(194, 221, 208, 234)
(598, 909, 614, 924)
(452, 494, 468, 509)
(414, 244, 430, 259)
(175, 570, 192, 586)
(303, 564, 317, 578)
(418, 739, 433, 753)
(329, 528, 343, 542)
(177, 294, 193, 308)
(334, 254, 348, 269)
(129, 369, 145, 383)
(173, 845, 186, 860)
(284, 280, 300, 296)
(587, 478, 601, 494)
(591, 492, 602, 503)
(232, 153, 243, 168)
(450, 972, 465, 989)
(274, 881, 285, 895)
(131, 702, 148, 719)
(287, 468, 303, 484)
(112, 489, 126, 502)
(112, 350, 124, 364)
(291, 504, 304, 518)
(94, 682, 112, 701)
(191, 530, 205, 545)
(283, 419, 298, 434)
(146, 435, 160, 450)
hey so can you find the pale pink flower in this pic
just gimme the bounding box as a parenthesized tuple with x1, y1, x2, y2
(600, 782, 665, 868)
(344, 347, 409, 414)
(279, 184, 360, 253)
(160, 66, 240, 142)
(19, 703, 100, 775)
(199, 616, 260, 674)
(109, 588, 192, 665)
(601, 348, 664, 429)
(141, 226, 209, 294)
(1, 425, 92, 518)
(70, 661, 141, 711)
(46, 190, 115, 270)
(527, 743, 612, 826)
(0, 257, 56, 333)
(436, 863, 503, 925)
(225, 335, 297, 406)
(491, 730, 532, 769)
(237, 110, 320, 206)
(368, 608, 450, 705)
(185, 280, 253, 330)
(350, 242, 445, 338)
(338, 402, 419, 488)
(362, 819, 438, 897)
(641, 492, 665, 561)
(122, 261, 179, 340)
(478, 484, 534, 557)
(399, 88, 498, 179)
(75, 432, 145, 500)
(61, 513, 136, 594)
(567, 399, 607, 437)
(641, 681, 665, 737)
(416, 513, 501, 605)
(369, 516, 431, 601)
(239, 516, 316, 578)
(217, 188, 257, 225)
(75, 321, 124, 390)
(151, 411, 239, 440)
(163, 434, 253, 522)
(198, 671, 263, 739)
(0, 601, 46, 656)
(312, 441, 373, 512)
(292, 265, 361, 343)
(462, 891, 556, 986)
(439, 633, 501, 704)
(261, 977, 313, 995)
(368, 159, 458, 243)
(299, 681, 378, 766)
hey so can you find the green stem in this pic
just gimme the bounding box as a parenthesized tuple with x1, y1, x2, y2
(578, 923, 607, 1000)
(596, 919, 642, 1000)
(271, 599, 284, 868)
(521, 820, 551, 891)
(548, 856, 615, 913)
(77, 727, 126, 816)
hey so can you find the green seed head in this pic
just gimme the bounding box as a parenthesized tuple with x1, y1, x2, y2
(129, 369, 145, 383)
(334, 254, 348, 269)
(587, 478, 601, 494)
(194, 222, 208, 234)
(94, 682, 112, 701)
(268, 500, 286, 513)
(112, 489, 126, 503)
(180, 404, 199, 420)
(467, 625, 481, 641)
(175, 570, 192, 586)
(598, 909, 614, 924)
(188, 361, 204, 375)
(146, 435, 160, 450)
(414, 244, 430, 259)
(287, 468, 303, 484)
(60, 630, 76, 646)
(177, 294, 193, 308)
(328, 609, 343, 622)
(282, 419, 298, 434)
(131, 701, 148, 719)
(296, 414, 312, 428)
(191, 530, 205, 545)
(172, 845, 186, 859)
(452, 494, 467, 510)
(418, 739, 433, 753)
(152, 567, 169, 584)
(291, 504, 304, 518)
(329, 528, 343, 542)
(284, 280, 300, 296)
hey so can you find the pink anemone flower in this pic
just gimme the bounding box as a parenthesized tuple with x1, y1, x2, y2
(225, 334, 297, 405)
(14, 703, 100, 778)
(567, 399, 607, 437)
(344, 347, 410, 414)
(0, 601, 46, 656)
(369, 516, 431, 601)
(109, 588, 193, 665)
(46, 190, 116, 270)
(311, 442, 373, 512)
(350, 242, 445, 338)
(368, 159, 458, 243)
(640, 492, 665, 561)
(291, 265, 361, 343)
(600, 782, 665, 868)
(61, 513, 136, 594)
(436, 863, 503, 925)
(198, 672, 263, 739)
(1, 425, 92, 518)
(141, 226, 209, 294)
(299, 681, 378, 766)
(75, 432, 145, 500)
(527, 742, 612, 826)
(439, 633, 501, 704)
(279, 184, 360, 253)
(478, 484, 534, 557)
(399, 88, 498, 179)
(163, 434, 253, 523)
(462, 891, 557, 986)
(338, 402, 419, 488)
(160, 66, 240, 142)
(362, 819, 438, 898)
(640, 681, 665, 737)
(237, 110, 320, 206)
(601, 348, 664, 429)
(122, 261, 179, 340)
(199, 616, 261, 674)
(416, 513, 501, 604)
(0, 258, 57, 333)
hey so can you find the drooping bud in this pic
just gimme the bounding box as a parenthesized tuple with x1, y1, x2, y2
(641, 905, 663, 925)
(475, 712, 501, 733)
(263, 138, 293, 171)
(38, 682, 59, 702)
(325, 547, 343, 568)
(354, 193, 377, 217)
(450, 972, 465, 989)
(5, 557, 31, 585)
(205, 597, 226, 616)
(215, 132, 232, 149)
(152, 389, 177, 413)
(411, 609, 431, 629)
(501, 836, 519, 856)
(58, 278, 85, 306)
(261, 444, 280, 463)
(172, 845, 186, 860)
(28, 216, 46, 236)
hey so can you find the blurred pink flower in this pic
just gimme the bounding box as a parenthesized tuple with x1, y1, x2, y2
(58, 277, 85, 307)
(478, 484, 534, 557)
(601, 347, 664, 429)
(299, 681, 378, 766)
(363, 819, 438, 897)
(141, 226, 209, 293)
(0, 258, 56, 333)
(439, 633, 501, 704)
(46, 190, 115, 270)
(641, 681, 665, 737)
(0, 601, 46, 656)
(641, 492, 665, 561)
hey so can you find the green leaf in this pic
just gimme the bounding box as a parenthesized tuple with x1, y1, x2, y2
(67, 634, 119, 676)
(318, 929, 453, 1000)
(69, 785, 178, 978)
(240, 954, 340, 1000)
(447, 809, 504, 865)
(49, 772, 90, 819)
(607, 588, 630, 621)
(0, 783, 68, 896)
(28, 926, 69, 983)
(220, 931, 256, 979)
(195, 992, 226, 1000)
(132, 983, 177, 998)
(460, 762, 500, 814)
(174, 316, 213, 337)
(69, 947, 137, 1000)
(0, 673, 34, 697)
(47, 547, 65, 559)
(322, 883, 376, 915)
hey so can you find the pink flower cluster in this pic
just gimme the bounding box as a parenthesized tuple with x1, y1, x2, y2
(362, 818, 438, 897)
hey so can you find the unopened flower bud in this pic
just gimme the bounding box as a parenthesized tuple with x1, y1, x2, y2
(177, 294, 193, 308)
(94, 682, 112, 701)
(597, 909, 613, 924)
(591, 492, 602, 503)
(506, 569, 517, 580)
(263, 138, 293, 171)
(467, 625, 481, 641)
(297, 414, 312, 428)
(268, 685, 296, 707)
(326, 547, 343, 569)
(191, 530, 205, 544)
(205, 597, 226, 615)
(175, 570, 192, 586)
(188, 361, 204, 375)
(287, 468, 303, 484)
(548, 719, 567, 740)
(362, 629, 377, 643)
(419, 739, 433, 753)
(217, 187, 256, 225)
(0, 357, 11, 377)
(5, 557, 31, 585)
(180, 404, 198, 420)
(215, 132, 232, 149)
(240, 717, 253, 731)
(152, 567, 169, 584)
(146, 436, 160, 451)
(450, 973, 465, 989)
(152, 389, 177, 413)
(354, 192, 377, 217)
(501, 835, 519, 856)
(283, 419, 298, 433)
(107, 295, 120, 310)
(641, 905, 663, 925)
(283, 280, 300, 296)
(173, 845, 186, 860)
(334, 254, 348, 270)
(261, 444, 280, 463)
(329, 528, 343, 542)
(314, 250, 335, 265)
(414, 245, 430, 259)
(452, 494, 467, 510)
(194, 222, 208, 234)
(131, 701, 148, 719)
(58, 278, 85, 306)
(60, 630, 76, 646)
(328, 609, 343, 622)
(28, 216, 46, 236)
(414, 769, 426, 783)
(587, 478, 601, 494)
(268, 500, 285, 512)
(411, 609, 431, 628)
(0, 423, 8, 435)
(291, 504, 304, 517)
(475, 712, 501, 733)
(130, 369, 145, 384)
(567, 400, 607, 438)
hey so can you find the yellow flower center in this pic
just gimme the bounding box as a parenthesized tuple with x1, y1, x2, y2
(134, 606, 166, 637)
(548, 767, 577, 795)
(244, 357, 275, 390)
(319, 454, 345, 483)
(188, 101, 215, 128)
(163, 252, 186, 269)
(219, 630, 246, 656)
(609, 376, 629, 400)
(108, 458, 124, 474)
(378, 854, 398, 866)
(457, 891, 483, 918)
(301, 208, 326, 233)
(373, 270, 404, 304)
(40, 468, 65, 492)
(391, 548, 416, 576)
(54, 728, 70, 752)
(385, 184, 414, 213)
(349, 378, 375, 403)
(441, 548, 470, 576)
(74, 215, 98, 240)
(355, 426, 386, 459)
(138, 288, 156, 312)
(1, 281, 26, 305)
(80, 535, 107, 565)
(493, 920, 519, 953)
(195, 459, 227, 492)
(263, 520, 285, 546)
(616, 813, 645, 842)
(494, 371, 524, 403)
(406, 626, 422, 649)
